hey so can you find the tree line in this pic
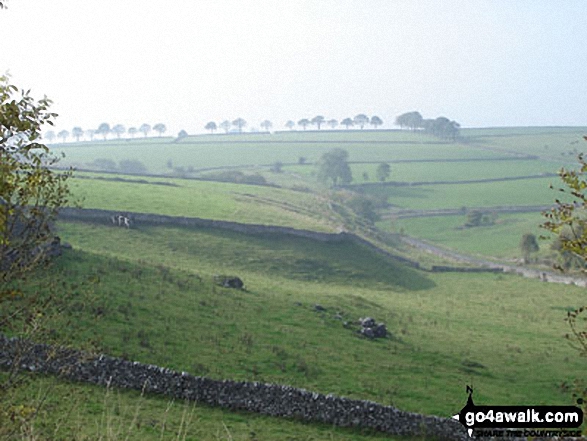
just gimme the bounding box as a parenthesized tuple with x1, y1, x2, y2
(204, 114, 384, 134)
(44, 122, 168, 143)
(394, 111, 460, 140)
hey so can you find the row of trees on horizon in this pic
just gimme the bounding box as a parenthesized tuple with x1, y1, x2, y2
(43, 122, 168, 143)
(44, 112, 460, 143)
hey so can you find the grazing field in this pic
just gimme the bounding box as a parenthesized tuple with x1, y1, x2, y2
(16, 221, 581, 420)
(8, 127, 587, 439)
(68, 172, 338, 232)
(54, 131, 511, 175)
(288, 159, 561, 184)
(366, 176, 566, 211)
(381, 212, 554, 259)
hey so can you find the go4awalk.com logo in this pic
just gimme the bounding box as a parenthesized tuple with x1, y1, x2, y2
(452, 386, 584, 438)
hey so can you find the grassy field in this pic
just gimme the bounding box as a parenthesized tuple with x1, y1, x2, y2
(68, 172, 338, 232)
(381, 212, 554, 259)
(365, 176, 567, 211)
(6, 127, 587, 439)
(288, 159, 562, 184)
(53, 132, 511, 175)
(20, 221, 582, 416)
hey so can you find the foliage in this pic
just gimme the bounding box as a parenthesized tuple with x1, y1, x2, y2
(153, 123, 167, 137)
(542, 145, 587, 271)
(464, 210, 496, 228)
(376, 163, 391, 182)
(219, 120, 231, 133)
(260, 120, 273, 131)
(519, 233, 539, 262)
(395, 111, 422, 131)
(200, 170, 268, 186)
(176, 129, 188, 141)
(316, 148, 352, 186)
(91, 158, 118, 171)
(353, 114, 369, 129)
(270, 161, 283, 173)
(347, 194, 379, 224)
(0, 73, 72, 286)
(311, 115, 325, 130)
(297, 118, 310, 130)
(232, 118, 246, 133)
(97, 122, 110, 140)
(422, 116, 460, 140)
(341, 118, 354, 129)
(370, 116, 383, 129)
(118, 159, 148, 175)
(204, 121, 217, 133)
(139, 123, 151, 137)
(112, 124, 126, 139)
(285, 120, 295, 130)
(72, 126, 84, 142)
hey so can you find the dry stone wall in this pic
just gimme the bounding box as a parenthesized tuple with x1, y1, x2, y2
(0, 334, 469, 440)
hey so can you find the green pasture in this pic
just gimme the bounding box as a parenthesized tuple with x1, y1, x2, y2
(54, 133, 508, 175)
(380, 212, 554, 259)
(4, 376, 413, 441)
(13, 221, 582, 420)
(365, 176, 566, 210)
(287, 159, 562, 184)
(463, 127, 587, 158)
(68, 173, 337, 232)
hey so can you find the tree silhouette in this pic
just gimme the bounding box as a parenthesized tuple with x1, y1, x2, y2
(97, 123, 110, 140)
(353, 114, 369, 129)
(205, 121, 217, 133)
(376, 162, 391, 182)
(44, 130, 55, 143)
(112, 124, 126, 139)
(341, 118, 354, 129)
(260, 120, 273, 132)
(153, 123, 167, 137)
(72, 127, 84, 142)
(327, 119, 338, 129)
(86, 129, 96, 141)
(127, 127, 137, 138)
(220, 120, 231, 133)
(58, 129, 69, 143)
(285, 120, 295, 130)
(520, 233, 539, 263)
(311, 115, 325, 130)
(232, 118, 246, 133)
(298, 118, 310, 130)
(139, 123, 151, 138)
(370, 116, 383, 129)
(317, 148, 353, 187)
(395, 111, 423, 130)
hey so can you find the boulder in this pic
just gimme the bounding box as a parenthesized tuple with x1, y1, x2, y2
(213, 275, 244, 289)
(314, 304, 326, 312)
(360, 317, 376, 328)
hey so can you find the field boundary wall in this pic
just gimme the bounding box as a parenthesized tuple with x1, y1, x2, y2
(0, 334, 469, 440)
(58, 207, 518, 274)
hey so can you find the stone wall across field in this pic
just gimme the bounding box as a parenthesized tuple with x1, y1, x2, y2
(0, 334, 469, 440)
(57, 207, 422, 268)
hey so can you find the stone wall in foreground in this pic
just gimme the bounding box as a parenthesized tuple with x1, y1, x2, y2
(0, 334, 469, 440)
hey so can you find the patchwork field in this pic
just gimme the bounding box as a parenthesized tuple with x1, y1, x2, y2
(6, 127, 587, 439)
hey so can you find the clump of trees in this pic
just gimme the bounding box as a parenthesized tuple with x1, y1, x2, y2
(463, 210, 496, 228)
(519, 233, 539, 263)
(317, 148, 352, 187)
(395, 111, 460, 140)
(376, 163, 391, 182)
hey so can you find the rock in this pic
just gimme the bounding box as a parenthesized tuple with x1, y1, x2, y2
(61, 242, 73, 250)
(360, 317, 376, 328)
(360, 327, 375, 339)
(213, 275, 244, 289)
(373, 323, 387, 338)
(314, 304, 326, 312)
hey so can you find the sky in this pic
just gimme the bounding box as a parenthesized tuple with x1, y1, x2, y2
(1, 0, 586, 136)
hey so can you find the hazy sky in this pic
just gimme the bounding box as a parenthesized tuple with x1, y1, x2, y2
(1, 0, 586, 136)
